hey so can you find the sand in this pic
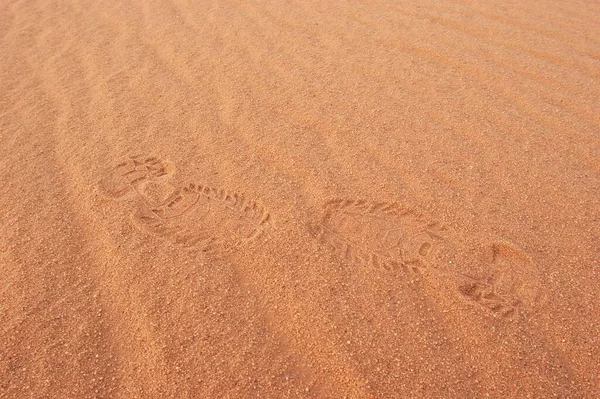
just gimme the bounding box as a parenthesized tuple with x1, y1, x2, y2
(1, 0, 599, 397)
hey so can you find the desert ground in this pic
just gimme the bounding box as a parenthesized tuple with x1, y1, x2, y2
(1, 0, 599, 397)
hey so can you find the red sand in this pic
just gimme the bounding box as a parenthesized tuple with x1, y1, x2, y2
(1, 0, 599, 397)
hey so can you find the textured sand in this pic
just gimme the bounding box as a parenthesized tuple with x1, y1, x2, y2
(1, 0, 599, 397)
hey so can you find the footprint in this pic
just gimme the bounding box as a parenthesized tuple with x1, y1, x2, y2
(98, 154, 175, 198)
(457, 242, 547, 317)
(309, 199, 545, 318)
(308, 200, 449, 276)
(101, 156, 270, 255)
(131, 183, 270, 255)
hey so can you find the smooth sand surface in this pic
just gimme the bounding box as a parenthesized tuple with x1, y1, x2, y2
(1, 0, 599, 397)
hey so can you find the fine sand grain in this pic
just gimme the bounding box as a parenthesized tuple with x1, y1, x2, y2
(1, 0, 599, 397)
